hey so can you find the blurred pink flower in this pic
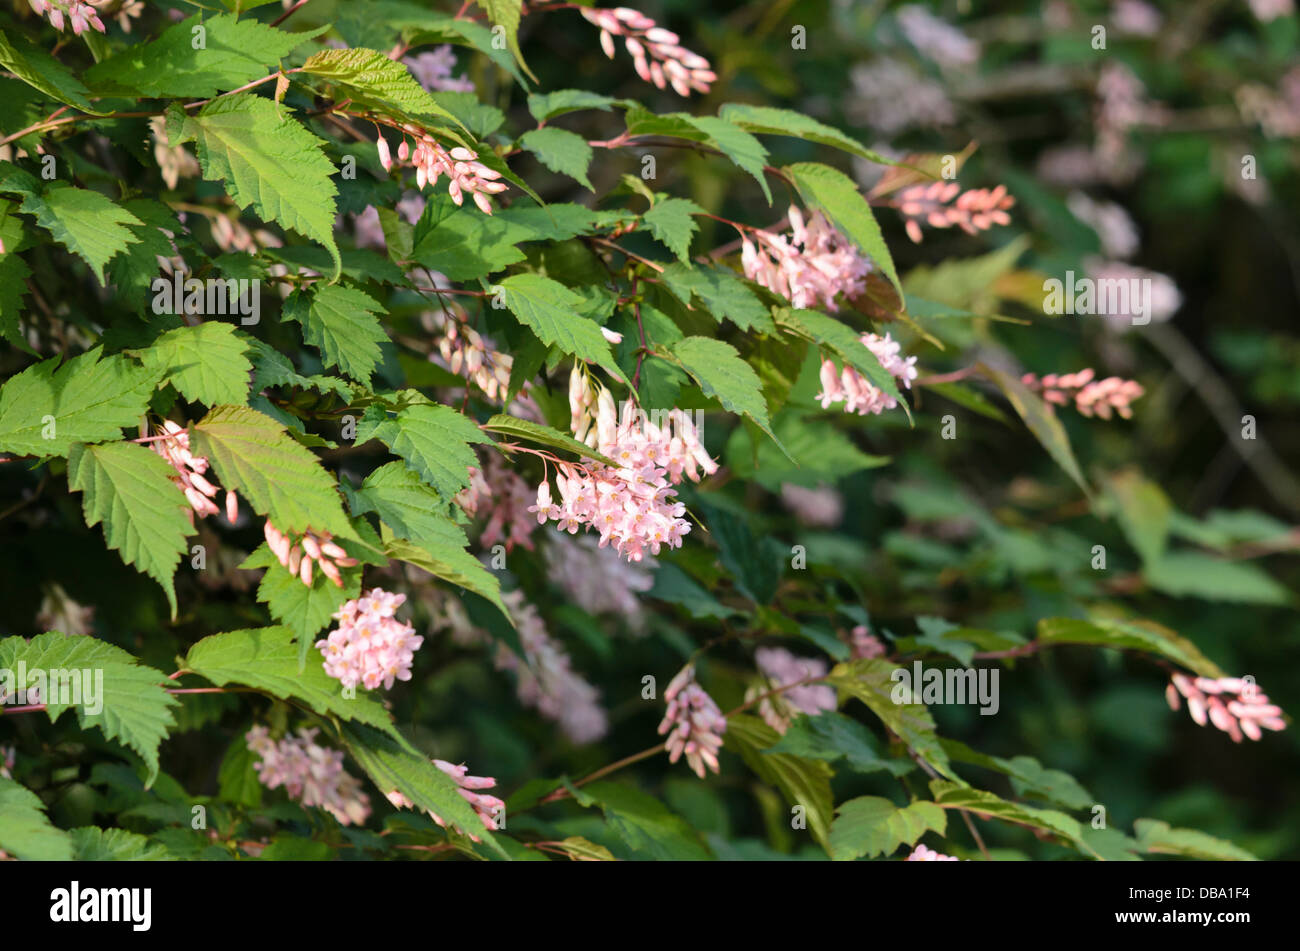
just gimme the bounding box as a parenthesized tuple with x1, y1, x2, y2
(1167, 674, 1287, 743)
(658, 666, 727, 778)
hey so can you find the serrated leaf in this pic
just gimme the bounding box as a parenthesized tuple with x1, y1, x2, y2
(940, 739, 1092, 810)
(527, 89, 615, 122)
(718, 103, 896, 165)
(0, 26, 102, 113)
(775, 308, 905, 407)
(1144, 552, 1293, 606)
(1035, 617, 1225, 677)
(659, 261, 774, 333)
(340, 721, 506, 856)
(786, 161, 901, 299)
(409, 195, 527, 279)
(86, 14, 320, 98)
(499, 273, 618, 368)
(0, 776, 73, 860)
(481, 414, 616, 466)
(643, 197, 703, 262)
(685, 115, 771, 203)
(70, 826, 171, 860)
(0, 347, 159, 457)
(19, 184, 142, 283)
(241, 544, 361, 645)
(829, 796, 946, 860)
(827, 658, 957, 780)
(300, 47, 468, 136)
(765, 712, 915, 778)
(1133, 819, 1256, 861)
(929, 780, 1090, 855)
(518, 127, 593, 190)
(0, 633, 178, 784)
(184, 626, 395, 729)
(67, 441, 193, 617)
(358, 401, 493, 501)
(141, 322, 252, 406)
(474, 0, 535, 83)
(191, 404, 355, 539)
(725, 713, 835, 851)
(385, 536, 509, 627)
(668, 336, 772, 432)
(167, 95, 341, 280)
(579, 781, 714, 860)
(282, 284, 387, 385)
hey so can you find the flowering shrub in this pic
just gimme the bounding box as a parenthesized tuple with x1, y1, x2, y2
(0, 0, 1297, 865)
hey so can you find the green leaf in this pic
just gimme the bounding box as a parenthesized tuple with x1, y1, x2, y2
(339, 721, 506, 856)
(765, 712, 915, 778)
(1035, 616, 1225, 678)
(684, 116, 771, 204)
(481, 413, 616, 466)
(1144, 552, 1293, 606)
(718, 103, 896, 165)
(528, 89, 615, 122)
(786, 162, 901, 299)
(384, 536, 510, 627)
(474, 0, 535, 83)
(86, 15, 320, 98)
(0, 633, 178, 784)
(141, 323, 252, 406)
(668, 336, 772, 432)
(580, 781, 714, 860)
(0, 26, 101, 113)
(67, 441, 193, 617)
(940, 739, 1092, 810)
(282, 285, 387, 385)
(826, 658, 957, 780)
(358, 401, 492, 501)
(184, 626, 395, 730)
(725, 714, 835, 851)
(299, 47, 468, 136)
(1133, 819, 1256, 861)
(776, 308, 905, 407)
(929, 780, 1090, 855)
(167, 95, 341, 281)
(0, 347, 159, 457)
(191, 404, 355, 539)
(70, 826, 171, 861)
(242, 544, 361, 646)
(409, 195, 527, 279)
(19, 184, 142, 283)
(499, 273, 619, 368)
(518, 127, 593, 191)
(643, 197, 703, 262)
(829, 796, 946, 860)
(725, 412, 890, 491)
(1105, 470, 1171, 567)
(979, 363, 1090, 496)
(0, 776, 74, 860)
(660, 262, 774, 333)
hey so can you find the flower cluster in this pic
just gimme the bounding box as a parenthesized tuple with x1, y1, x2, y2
(457, 453, 539, 552)
(245, 726, 371, 826)
(316, 588, 423, 691)
(387, 759, 505, 841)
(741, 206, 872, 312)
(748, 647, 837, 734)
(427, 310, 516, 402)
(895, 5, 979, 67)
(581, 6, 716, 96)
(29, 0, 104, 34)
(263, 522, 358, 587)
(848, 624, 887, 660)
(151, 420, 239, 525)
(906, 843, 959, 861)
(1166, 675, 1287, 743)
(403, 46, 474, 93)
(817, 332, 919, 417)
(889, 181, 1015, 244)
(1020, 368, 1144, 419)
(658, 666, 727, 779)
(377, 128, 507, 215)
(545, 531, 655, 628)
(848, 60, 955, 135)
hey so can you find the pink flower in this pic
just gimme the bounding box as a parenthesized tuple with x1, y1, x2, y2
(748, 647, 836, 733)
(378, 127, 507, 214)
(1166, 674, 1287, 743)
(264, 522, 358, 587)
(905, 843, 958, 861)
(246, 726, 371, 826)
(889, 181, 1015, 244)
(1020, 368, 1145, 420)
(580, 5, 715, 96)
(658, 666, 727, 778)
(849, 624, 887, 660)
(403, 47, 475, 93)
(742, 206, 872, 312)
(151, 420, 240, 525)
(457, 454, 540, 552)
(816, 332, 919, 417)
(387, 759, 504, 842)
(316, 588, 424, 690)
